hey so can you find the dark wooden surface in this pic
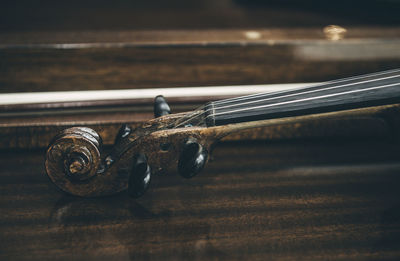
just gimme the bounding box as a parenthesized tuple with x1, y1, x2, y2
(2, 31, 400, 93)
(1, 0, 400, 93)
(1, 139, 400, 260)
(2, 1, 400, 259)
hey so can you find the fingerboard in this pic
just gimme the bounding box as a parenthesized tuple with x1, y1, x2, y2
(204, 69, 400, 127)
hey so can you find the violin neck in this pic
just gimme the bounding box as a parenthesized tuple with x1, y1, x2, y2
(204, 69, 400, 127)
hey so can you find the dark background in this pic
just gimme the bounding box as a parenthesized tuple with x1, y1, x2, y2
(1, 0, 400, 32)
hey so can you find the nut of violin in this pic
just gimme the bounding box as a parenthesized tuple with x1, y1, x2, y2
(128, 154, 152, 198)
(45, 127, 102, 193)
(178, 139, 208, 179)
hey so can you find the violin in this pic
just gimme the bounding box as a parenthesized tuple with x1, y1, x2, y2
(45, 68, 400, 198)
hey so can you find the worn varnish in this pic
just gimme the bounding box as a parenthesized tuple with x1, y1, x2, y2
(1, 139, 400, 260)
(42, 103, 400, 197)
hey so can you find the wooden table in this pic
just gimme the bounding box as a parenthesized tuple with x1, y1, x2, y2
(2, 1, 400, 259)
(1, 138, 400, 260)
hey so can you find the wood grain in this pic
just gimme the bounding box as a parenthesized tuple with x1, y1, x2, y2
(1, 1, 400, 258)
(1, 28, 400, 93)
(1, 43, 400, 93)
(1, 1, 399, 94)
(1, 140, 400, 260)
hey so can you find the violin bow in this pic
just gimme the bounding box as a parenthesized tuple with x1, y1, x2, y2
(45, 68, 400, 198)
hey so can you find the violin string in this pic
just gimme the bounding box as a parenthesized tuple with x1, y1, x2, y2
(213, 68, 400, 105)
(205, 82, 400, 119)
(211, 74, 400, 112)
(176, 109, 208, 128)
(171, 69, 400, 128)
(170, 108, 207, 129)
(212, 68, 400, 105)
(204, 71, 400, 115)
(176, 72, 399, 128)
(207, 70, 400, 116)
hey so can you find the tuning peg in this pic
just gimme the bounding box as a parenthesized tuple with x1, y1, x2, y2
(154, 95, 171, 118)
(128, 154, 151, 198)
(178, 139, 208, 179)
(114, 124, 131, 145)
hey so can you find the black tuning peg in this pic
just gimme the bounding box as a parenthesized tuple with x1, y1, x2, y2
(128, 154, 151, 198)
(114, 124, 131, 145)
(178, 139, 208, 179)
(154, 95, 171, 118)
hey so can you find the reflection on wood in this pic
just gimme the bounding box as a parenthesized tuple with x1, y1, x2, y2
(1, 1, 400, 258)
(1, 141, 399, 260)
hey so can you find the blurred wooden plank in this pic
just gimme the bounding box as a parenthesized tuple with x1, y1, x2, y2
(1, 36, 400, 93)
(1, 28, 400, 46)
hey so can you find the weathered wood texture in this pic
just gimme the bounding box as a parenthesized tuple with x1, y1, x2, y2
(1, 140, 400, 260)
(42, 103, 400, 197)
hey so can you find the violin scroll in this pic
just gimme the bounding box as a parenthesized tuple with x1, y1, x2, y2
(45, 127, 103, 194)
(44, 95, 218, 198)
